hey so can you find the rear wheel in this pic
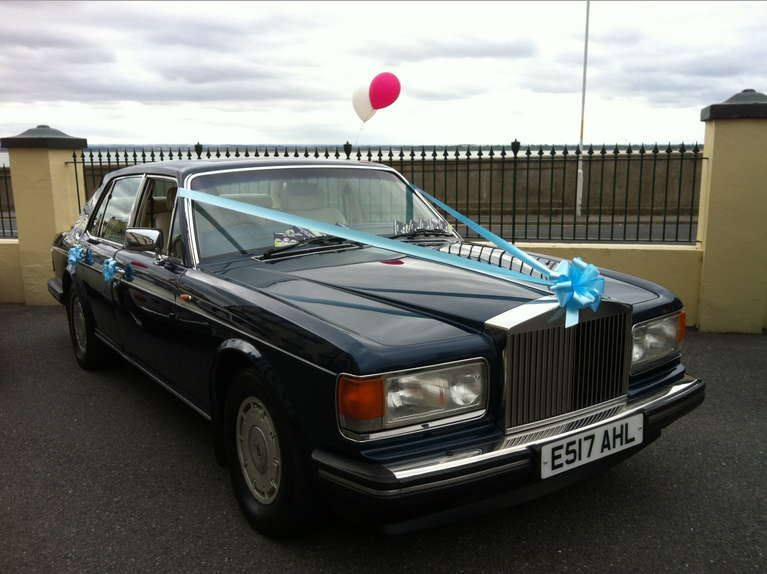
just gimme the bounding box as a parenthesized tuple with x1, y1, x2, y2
(66, 288, 106, 370)
(224, 368, 316, 537)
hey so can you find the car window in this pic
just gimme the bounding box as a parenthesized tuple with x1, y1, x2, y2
(91, 177, 143, 244)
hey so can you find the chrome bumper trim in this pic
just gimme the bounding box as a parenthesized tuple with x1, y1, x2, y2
(388, 377, 699, 481)
(318, 459, 529, 498)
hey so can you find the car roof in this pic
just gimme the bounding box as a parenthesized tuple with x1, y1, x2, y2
(104, 158, 392, 183)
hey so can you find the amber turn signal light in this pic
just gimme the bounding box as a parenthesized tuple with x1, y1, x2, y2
(677, 311, 686, 344)
(338, 375, 384, 423)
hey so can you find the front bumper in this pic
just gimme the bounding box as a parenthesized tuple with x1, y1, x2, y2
(314, 376, 704, 532)
(48, 277, 65, 304)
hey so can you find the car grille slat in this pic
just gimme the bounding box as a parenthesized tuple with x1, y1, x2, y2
(505, 306, 631, 429)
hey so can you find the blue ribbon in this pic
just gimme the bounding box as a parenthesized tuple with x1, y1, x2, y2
(67, 246, 92, 274)
(413, 187, 605, 327)
(67, 246, 84, 274)
(102, 257, 133, 283)
(103, 258, 118, 283)
(414, 187, 554, 278)
(177, 187, 605, 326)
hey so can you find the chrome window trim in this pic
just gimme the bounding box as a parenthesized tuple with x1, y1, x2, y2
(85, 234, 123, 250)
(335, 357, 490, 443)
(183, 197, 200, 268)
(181, 164, 461, 266)
(182, 163, 402, 187)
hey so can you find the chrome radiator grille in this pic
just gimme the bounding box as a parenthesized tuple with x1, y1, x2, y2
(505, 306, 631, 429)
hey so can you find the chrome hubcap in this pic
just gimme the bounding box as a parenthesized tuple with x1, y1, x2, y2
(72, 297, 87, 355)
(236, 397, 281, 504)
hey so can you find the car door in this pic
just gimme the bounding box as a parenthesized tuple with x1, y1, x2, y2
(113, 177, 180, 376)
(112, 179, 209, 410)
(78, 175, 144, 347)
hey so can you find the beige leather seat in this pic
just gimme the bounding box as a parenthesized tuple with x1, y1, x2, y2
(276, 182, 347, 225)
(154, 186, 177, 243)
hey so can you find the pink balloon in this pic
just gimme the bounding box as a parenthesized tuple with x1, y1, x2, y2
(368, 72, 401, 110)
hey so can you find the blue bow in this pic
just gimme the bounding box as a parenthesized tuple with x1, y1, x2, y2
(102, 258, 133, 283)
(103, 258, 118, 283)
(550, 258, 605, 328)
(67, 246, 92, 274)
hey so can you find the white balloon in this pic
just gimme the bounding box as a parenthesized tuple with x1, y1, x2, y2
(352, 85, 376, 122)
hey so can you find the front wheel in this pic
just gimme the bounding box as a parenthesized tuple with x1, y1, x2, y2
(224, 368, 316, 537)
(66, 287, 106, 370)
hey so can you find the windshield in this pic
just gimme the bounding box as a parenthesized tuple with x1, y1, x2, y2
(189, 167, 448, 260)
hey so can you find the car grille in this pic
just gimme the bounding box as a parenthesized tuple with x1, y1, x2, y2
(505, 306, 631, 429)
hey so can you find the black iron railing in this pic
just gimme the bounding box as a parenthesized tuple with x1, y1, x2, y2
(0, 166, 15, 238)
(70, 142, 703, 243)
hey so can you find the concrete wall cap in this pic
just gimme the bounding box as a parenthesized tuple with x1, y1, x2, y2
(701, 89, 767, 121)
(1, 125, 87, 150)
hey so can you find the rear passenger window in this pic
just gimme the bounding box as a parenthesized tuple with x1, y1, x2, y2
(90, 177, 142, 243)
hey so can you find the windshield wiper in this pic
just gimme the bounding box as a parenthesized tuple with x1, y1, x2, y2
(257, 235, 359, 260)
(388, 229, 455, 240)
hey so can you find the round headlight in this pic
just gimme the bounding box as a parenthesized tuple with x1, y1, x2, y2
(449, 375, 483, 406)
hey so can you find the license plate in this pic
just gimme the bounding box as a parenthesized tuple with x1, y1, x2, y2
(540, 414, 644, 479)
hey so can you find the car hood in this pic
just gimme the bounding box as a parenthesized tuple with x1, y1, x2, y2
(215, 244, 660, 334)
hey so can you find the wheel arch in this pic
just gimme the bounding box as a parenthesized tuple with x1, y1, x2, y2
(209, 338, 270, 466)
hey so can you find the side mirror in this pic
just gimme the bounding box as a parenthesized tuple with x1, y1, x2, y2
(124, 228, 163, 256)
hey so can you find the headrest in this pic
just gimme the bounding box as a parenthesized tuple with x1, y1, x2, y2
(279, 182, 323, 210)
(165, 186, 177, 211)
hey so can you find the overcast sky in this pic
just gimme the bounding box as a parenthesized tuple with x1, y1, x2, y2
(1, 1, 765, 146)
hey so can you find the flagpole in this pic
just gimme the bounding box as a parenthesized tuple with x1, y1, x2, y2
(576, 0, 591, 217)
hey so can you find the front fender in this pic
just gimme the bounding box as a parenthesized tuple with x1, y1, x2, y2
(209, 338, 268, 466)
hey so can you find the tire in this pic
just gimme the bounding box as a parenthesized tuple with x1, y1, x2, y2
(66, 287, 106, 370)
(224, 367, 316, 537)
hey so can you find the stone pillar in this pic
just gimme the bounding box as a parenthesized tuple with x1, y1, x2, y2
(697, 89, 767, 332)
(0, 125, 87, 305)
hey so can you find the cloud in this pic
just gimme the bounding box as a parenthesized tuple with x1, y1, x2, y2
(366, 37, 537, 64)
(407, 85, 486, 100)
(518, 69, 582, 94)
(523, 31, 767, 109)
(0, 0, 764, 144)
(152, 61, 281, 85)
(591, 41, 767, 106)
(0, 66, 337, 103)
(2, 28, 83, 49)
(592, 28, 643, 46)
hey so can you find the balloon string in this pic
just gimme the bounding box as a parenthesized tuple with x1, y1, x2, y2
(353, 122, 364, 150)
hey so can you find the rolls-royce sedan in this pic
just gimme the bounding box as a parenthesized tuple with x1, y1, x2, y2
(48, 159, 704, 536)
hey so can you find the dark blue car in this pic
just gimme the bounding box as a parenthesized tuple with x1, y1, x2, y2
(48, 160, 704, 536)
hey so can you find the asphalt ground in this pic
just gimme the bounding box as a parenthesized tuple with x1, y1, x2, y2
(1, 304, 764, 573)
